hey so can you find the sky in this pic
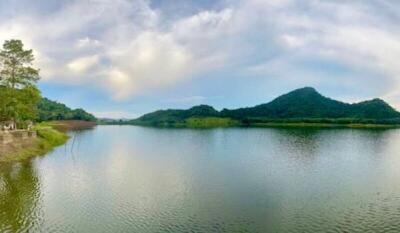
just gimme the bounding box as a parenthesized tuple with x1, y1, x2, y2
(1, 0, 400, 118)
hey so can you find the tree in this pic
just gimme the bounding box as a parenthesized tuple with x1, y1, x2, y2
(37, 98, 96, 122)
(15, 86, 41, 121)
(0, 40, 41, 126)
(0, 39, 40, 89)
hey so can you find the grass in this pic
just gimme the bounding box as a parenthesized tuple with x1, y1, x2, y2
(185, 117, 240, 128)
(0, 123, 69, 163)
(131, 117, 240, 128)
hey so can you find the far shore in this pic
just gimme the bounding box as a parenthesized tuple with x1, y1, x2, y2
(111, 120, 400, 129)
(249, 122, 400, 129)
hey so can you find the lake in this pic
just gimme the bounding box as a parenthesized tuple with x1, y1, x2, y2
(1, 125, 400, 232)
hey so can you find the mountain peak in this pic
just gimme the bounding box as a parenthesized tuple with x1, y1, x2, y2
(289, 87, 319, 95)
(357, 98, 388, 106)
(297, 86, 317, 92)
(188, 105, 218, 116)
(273, 87, 322, 103)
(189, 105, 216, 111)
(190, 104, 213, 108)
(370, 98, 386, 103)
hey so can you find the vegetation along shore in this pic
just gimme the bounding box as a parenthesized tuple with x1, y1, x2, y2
(0, 39, 96, 162)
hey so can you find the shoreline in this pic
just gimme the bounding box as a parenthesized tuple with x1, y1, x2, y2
(249, 122, 400, 129)
(127, 122, 400, 129)
(0, 121, 96, 163)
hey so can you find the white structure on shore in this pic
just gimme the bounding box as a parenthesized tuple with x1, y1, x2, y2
(0, 121, 16, 131)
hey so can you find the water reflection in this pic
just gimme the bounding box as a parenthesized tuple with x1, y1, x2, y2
(0, 161, 42, 232)
(1, 126, 400, 232)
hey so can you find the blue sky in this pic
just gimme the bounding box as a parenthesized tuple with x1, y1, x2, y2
(1, 0, 400, 118)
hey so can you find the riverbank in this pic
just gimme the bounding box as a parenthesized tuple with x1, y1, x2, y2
(0, 121, 96, 163)
(0, 127, 68, 163)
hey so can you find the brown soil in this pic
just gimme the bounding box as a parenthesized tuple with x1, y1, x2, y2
(50, 120, 97, 131)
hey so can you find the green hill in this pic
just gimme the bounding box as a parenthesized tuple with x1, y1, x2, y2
(131, 87, 400, 128)
(221, 87, 400, 119)
(38, 98, 96, 122)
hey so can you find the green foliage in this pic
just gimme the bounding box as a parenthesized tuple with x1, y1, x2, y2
(35, 126, 69, 146)
(37, 98, 96, 121)
(133, 105, 219, 126)
(132, 87, 400, 127)
(185, 117, 239, 128)
(0, 39, 39, 89)
(0, 39, 41, 124)
(0, 85, 41, 122)
(15, 86, 41, 121)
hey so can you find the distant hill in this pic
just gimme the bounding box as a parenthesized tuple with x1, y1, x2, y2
(38, 98, 96, 122)
(130, 87, 400, 127)
(220, 87, 400, 119)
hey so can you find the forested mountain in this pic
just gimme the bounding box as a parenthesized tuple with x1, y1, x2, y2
(137, 105, 219, 123)
(38, 98, 96, 122)
(131, 87, 400, 127)
(220, 87, 400, 119)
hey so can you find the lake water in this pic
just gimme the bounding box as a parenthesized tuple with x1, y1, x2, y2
(2, 126, 400, 232)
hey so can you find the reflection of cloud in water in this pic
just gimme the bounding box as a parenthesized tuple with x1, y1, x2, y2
(0, 161, 43, 232)
(4, 126, 400, 232)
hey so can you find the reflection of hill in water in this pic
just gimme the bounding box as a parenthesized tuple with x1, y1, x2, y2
(268, 128, 393, 162)
(0, 126, 400, 232)
(0, 161, 42, 232)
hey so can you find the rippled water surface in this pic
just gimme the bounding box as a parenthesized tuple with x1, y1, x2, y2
(2, 126, 400, 232)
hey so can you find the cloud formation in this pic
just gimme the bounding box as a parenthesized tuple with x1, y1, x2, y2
(1, 0, 400, 111)
(0, 0, 233, 100)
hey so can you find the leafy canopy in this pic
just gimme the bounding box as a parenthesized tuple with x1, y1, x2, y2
(37, 98, 96, 122)
(0, 39, 40, 89)
(0, 39, 41, 124)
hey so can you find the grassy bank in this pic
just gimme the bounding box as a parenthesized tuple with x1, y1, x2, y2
(185, 117, 239, 128)
(0, 125, 69, 163)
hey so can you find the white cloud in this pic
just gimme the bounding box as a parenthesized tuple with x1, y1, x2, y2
(232, 0, 400, 106)
(76, 37, 101, 49)
(0, 0, 233, 100)
(2, 0, 400, 108)
(281, 34, 304, 48)
(173, 8, 234, 40)
(68, 55, 100, 73)
(103, 31, 193, 99)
